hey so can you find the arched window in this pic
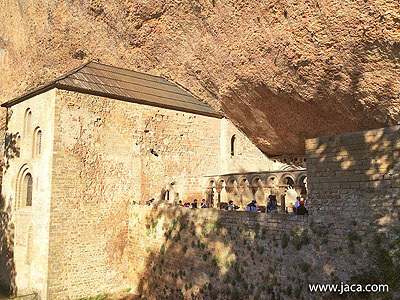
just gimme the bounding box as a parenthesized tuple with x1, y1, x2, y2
(24, 109, 32, 137)
(23, 173, 33, 206)
(284, 176, 294, 187)
(230, 135, 236, 156)
(33, 128, 42, 156)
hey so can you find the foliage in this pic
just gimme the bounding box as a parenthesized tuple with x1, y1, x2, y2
(292, 231, 310, 250)
(160, 244, 166, 255)
(212, 255, 221, 266)
(205, 221, 221, 234)
(299, 261, 311, 273)
(281, 232, 290, 249)
(350, 234, 400, 299)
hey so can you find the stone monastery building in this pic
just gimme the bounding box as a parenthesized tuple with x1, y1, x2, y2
(1, 62, 304, 299)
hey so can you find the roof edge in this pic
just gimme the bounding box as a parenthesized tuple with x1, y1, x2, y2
(1, 61, 92, 108)
(1, 83, 56, 108)
(56, 83, 223, 119)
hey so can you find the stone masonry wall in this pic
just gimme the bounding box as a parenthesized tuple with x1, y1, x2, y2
(126, 199, 399, 300)
(46, 90, 142, 299)
(128, 205, 313, 300)
(126, 202, 399, 300)
(0, 90, 56, 298)
(304, 126, 400, 299)
(306, 126, 400, 230)
(220, 118, 282, 174)
(45, 89, 276, 300)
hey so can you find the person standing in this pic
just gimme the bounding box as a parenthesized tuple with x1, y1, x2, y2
(294, 196, 301, 213)
(267, 195, 278, 213)
(192, 199, 198, 209)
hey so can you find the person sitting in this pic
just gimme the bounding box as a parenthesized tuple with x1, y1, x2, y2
(201, 199, 207, 208)
(192, 199, 198, 209)
(266, 195, 278, 213)
(290, 204, 296, 216)
(294, 196, 300, 210)
(246, 200, 257, 212)
(226, 200, 234, 210)
(296, 201, 308, 215)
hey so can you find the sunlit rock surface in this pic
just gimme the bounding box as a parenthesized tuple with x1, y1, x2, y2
(0, 0, 399, 155)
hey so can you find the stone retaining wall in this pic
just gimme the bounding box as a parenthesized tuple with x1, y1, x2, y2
(126, 202, 399, 300)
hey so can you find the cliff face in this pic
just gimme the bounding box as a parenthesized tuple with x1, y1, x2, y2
(0, 0, 399, 155)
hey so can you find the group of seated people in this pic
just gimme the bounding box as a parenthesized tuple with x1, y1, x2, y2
(227, 195, 309, 215)
(242, 195, 280, 213)
(146, 194, 309, 215)
(289, 196, 308, 215)
(179, 199, 207, 209)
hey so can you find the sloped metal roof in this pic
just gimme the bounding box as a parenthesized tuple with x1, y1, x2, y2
(2, 62, 222, 118)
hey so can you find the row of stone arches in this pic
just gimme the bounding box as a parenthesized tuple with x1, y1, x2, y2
(204, 171, 307, 209)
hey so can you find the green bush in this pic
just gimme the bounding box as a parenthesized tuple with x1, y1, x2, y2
(299, 262, 310, 273)
(212, 255, 221, 266)
(350, 234, 400, 299)
(160, 244, 166, 255)
(281, 232, 289, 249)
(292, 231, 310, 250)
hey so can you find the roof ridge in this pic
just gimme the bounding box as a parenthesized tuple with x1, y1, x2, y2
(86, 61, 173, 83)
(55, 60, 93, 82)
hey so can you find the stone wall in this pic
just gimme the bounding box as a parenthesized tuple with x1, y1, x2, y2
(46, 90, 142, 299)
(45, 89, 276, 299)
(125, 202, 399, 300)
(219, 118, 282, 174)
(306, 126, 400, 229)
(0, 90, 56, 298)
(127, 205, 312, 300)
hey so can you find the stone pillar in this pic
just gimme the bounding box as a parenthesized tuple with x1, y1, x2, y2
(280, 194, 286, 213)
(220, 182, 228, 208)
